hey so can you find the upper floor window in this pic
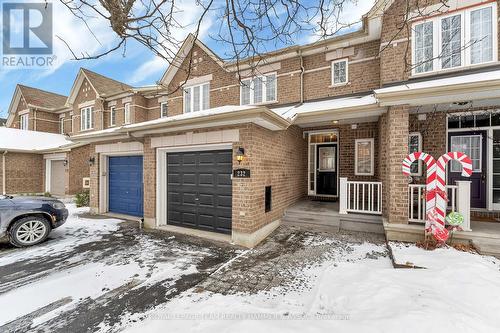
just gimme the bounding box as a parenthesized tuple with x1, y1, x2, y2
(60, 118, 64, 134)
(19, 114, 28, 130)
(412, 3, 497, 75)
(331, 59, 348, 85)
(124, 103, 131, 124)
(110, 106, 116, 126)
(184, 83, 209, 113)
(161, 102, 168, 118)
(80, 107, 93, 131)
(240, 73, 277, 105)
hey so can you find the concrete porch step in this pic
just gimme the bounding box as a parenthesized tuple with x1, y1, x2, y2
(472, 240, 500, 259)
(282, 214, 384, 234)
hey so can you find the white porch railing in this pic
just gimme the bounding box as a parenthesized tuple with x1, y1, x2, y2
(339, 178, 382, 215)
(408, 181, 471, 231)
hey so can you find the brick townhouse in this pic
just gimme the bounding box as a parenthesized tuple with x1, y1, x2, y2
(1, 85, 90, 196)
(3, 0, 500, 248)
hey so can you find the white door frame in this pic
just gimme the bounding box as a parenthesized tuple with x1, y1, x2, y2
(44, 153, 67, 193)
(307, 130, 339, 197)
(98, 151, 143, 214)
(156, 143, 233, 228)
(446, 114, 500, 211)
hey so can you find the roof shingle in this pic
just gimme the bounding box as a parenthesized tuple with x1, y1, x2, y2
(81, 68, 132, 96)
(18, 85, 67, 109)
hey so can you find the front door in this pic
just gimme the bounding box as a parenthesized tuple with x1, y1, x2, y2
(316, 144, 337, 196)
(448, 131, 486, 208)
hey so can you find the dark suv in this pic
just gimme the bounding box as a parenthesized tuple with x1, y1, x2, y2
(0, 195, 68, 247)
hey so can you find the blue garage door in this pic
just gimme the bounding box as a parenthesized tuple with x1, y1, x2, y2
(108, 156, 144, 217)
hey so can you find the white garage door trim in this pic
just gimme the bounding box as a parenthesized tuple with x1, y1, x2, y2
(156, 143, 233, 228)
(44, 154, 67, 194)
(98, 151, 144, 214)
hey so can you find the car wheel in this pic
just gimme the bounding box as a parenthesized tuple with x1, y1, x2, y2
(9, 216, 51, 247)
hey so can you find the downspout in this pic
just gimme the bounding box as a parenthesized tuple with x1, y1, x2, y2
(2, 151, 7, 195)
(299, 50, 305, 104)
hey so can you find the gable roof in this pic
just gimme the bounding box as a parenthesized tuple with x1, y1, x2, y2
(159, 34, 226, 86)
(17, 85, 67, 110)
(6, 85, 68, 127)
(81, 68, 132, 96)
(67, 68, 132, 105)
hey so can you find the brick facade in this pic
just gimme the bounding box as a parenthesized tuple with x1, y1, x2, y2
(1, 153, 44, 194)
(67, 145, 91, 195)
(384, 105, 409, 224)
(137, 123, 307, 242)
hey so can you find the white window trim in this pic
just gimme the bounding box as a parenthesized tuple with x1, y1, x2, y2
(409, 132, 423, 176)
(19, 114, 29, 130)
(183, 83, 210, 113)
(331, 58, 349, 86)
(124, 103, 131, 124)
(80, 106, 93, 131)
(160, 102, 168, 118)
(240, 72, 278, 105)
(110, 106, 116, 127)
(354, 138, 375, 176)
(411, 2, 498, 76)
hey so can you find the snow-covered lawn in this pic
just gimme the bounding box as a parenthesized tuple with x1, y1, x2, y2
(121, 241, 500, 333)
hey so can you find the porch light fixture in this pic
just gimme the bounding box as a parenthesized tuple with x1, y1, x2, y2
(236, 147, 245, 164)
(332, 120, 339, 124)
(63, 160, 68, 167)
(88, 157, 95, 167)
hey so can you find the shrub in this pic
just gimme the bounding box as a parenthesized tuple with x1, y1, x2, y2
(43, 192, 52, 197)
(75, 190, 90, 207)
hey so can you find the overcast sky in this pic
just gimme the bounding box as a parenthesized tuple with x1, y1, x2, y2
(0, 0, 376, 118)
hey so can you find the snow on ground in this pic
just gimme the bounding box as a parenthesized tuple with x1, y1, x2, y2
(0, 204, 227, 330)
(0, 204, 121, 267)
(122, 241, 500, 333)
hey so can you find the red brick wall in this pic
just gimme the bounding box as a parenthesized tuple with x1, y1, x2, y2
(68, 145, 91, 194)
(140, 124, 307, 234)
(1, 153, 44, 194)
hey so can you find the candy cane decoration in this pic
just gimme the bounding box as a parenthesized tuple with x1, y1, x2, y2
(434, 152, 473, 230)
(402, 152, 437, 230)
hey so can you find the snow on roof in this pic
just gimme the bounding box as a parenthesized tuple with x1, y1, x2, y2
(375, 69, 500, 94)
(126, 104, 260, 129)
(70, 105, 263, 139)
(271, 94, 378, 119)
(0, 127, 73, 152)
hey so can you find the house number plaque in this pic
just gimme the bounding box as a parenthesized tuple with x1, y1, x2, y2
(233, 169, 251, 178)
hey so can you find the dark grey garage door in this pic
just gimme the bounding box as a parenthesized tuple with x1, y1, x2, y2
(167, 150, 232, 234)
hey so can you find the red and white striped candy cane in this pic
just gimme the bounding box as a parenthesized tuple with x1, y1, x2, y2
(434, 152, 473, 231)
(402, 152, 437, 231)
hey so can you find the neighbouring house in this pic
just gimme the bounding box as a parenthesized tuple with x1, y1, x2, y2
(3, 0, 500, 250)
(2, 85, 91, 196)
(0, 118, 6, 127)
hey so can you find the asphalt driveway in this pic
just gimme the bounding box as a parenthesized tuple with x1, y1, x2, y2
(0, 206, 239, 333)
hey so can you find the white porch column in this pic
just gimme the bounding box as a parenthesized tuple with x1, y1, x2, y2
(339, 177, 348, 215)
(456, 181, 471, 231)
